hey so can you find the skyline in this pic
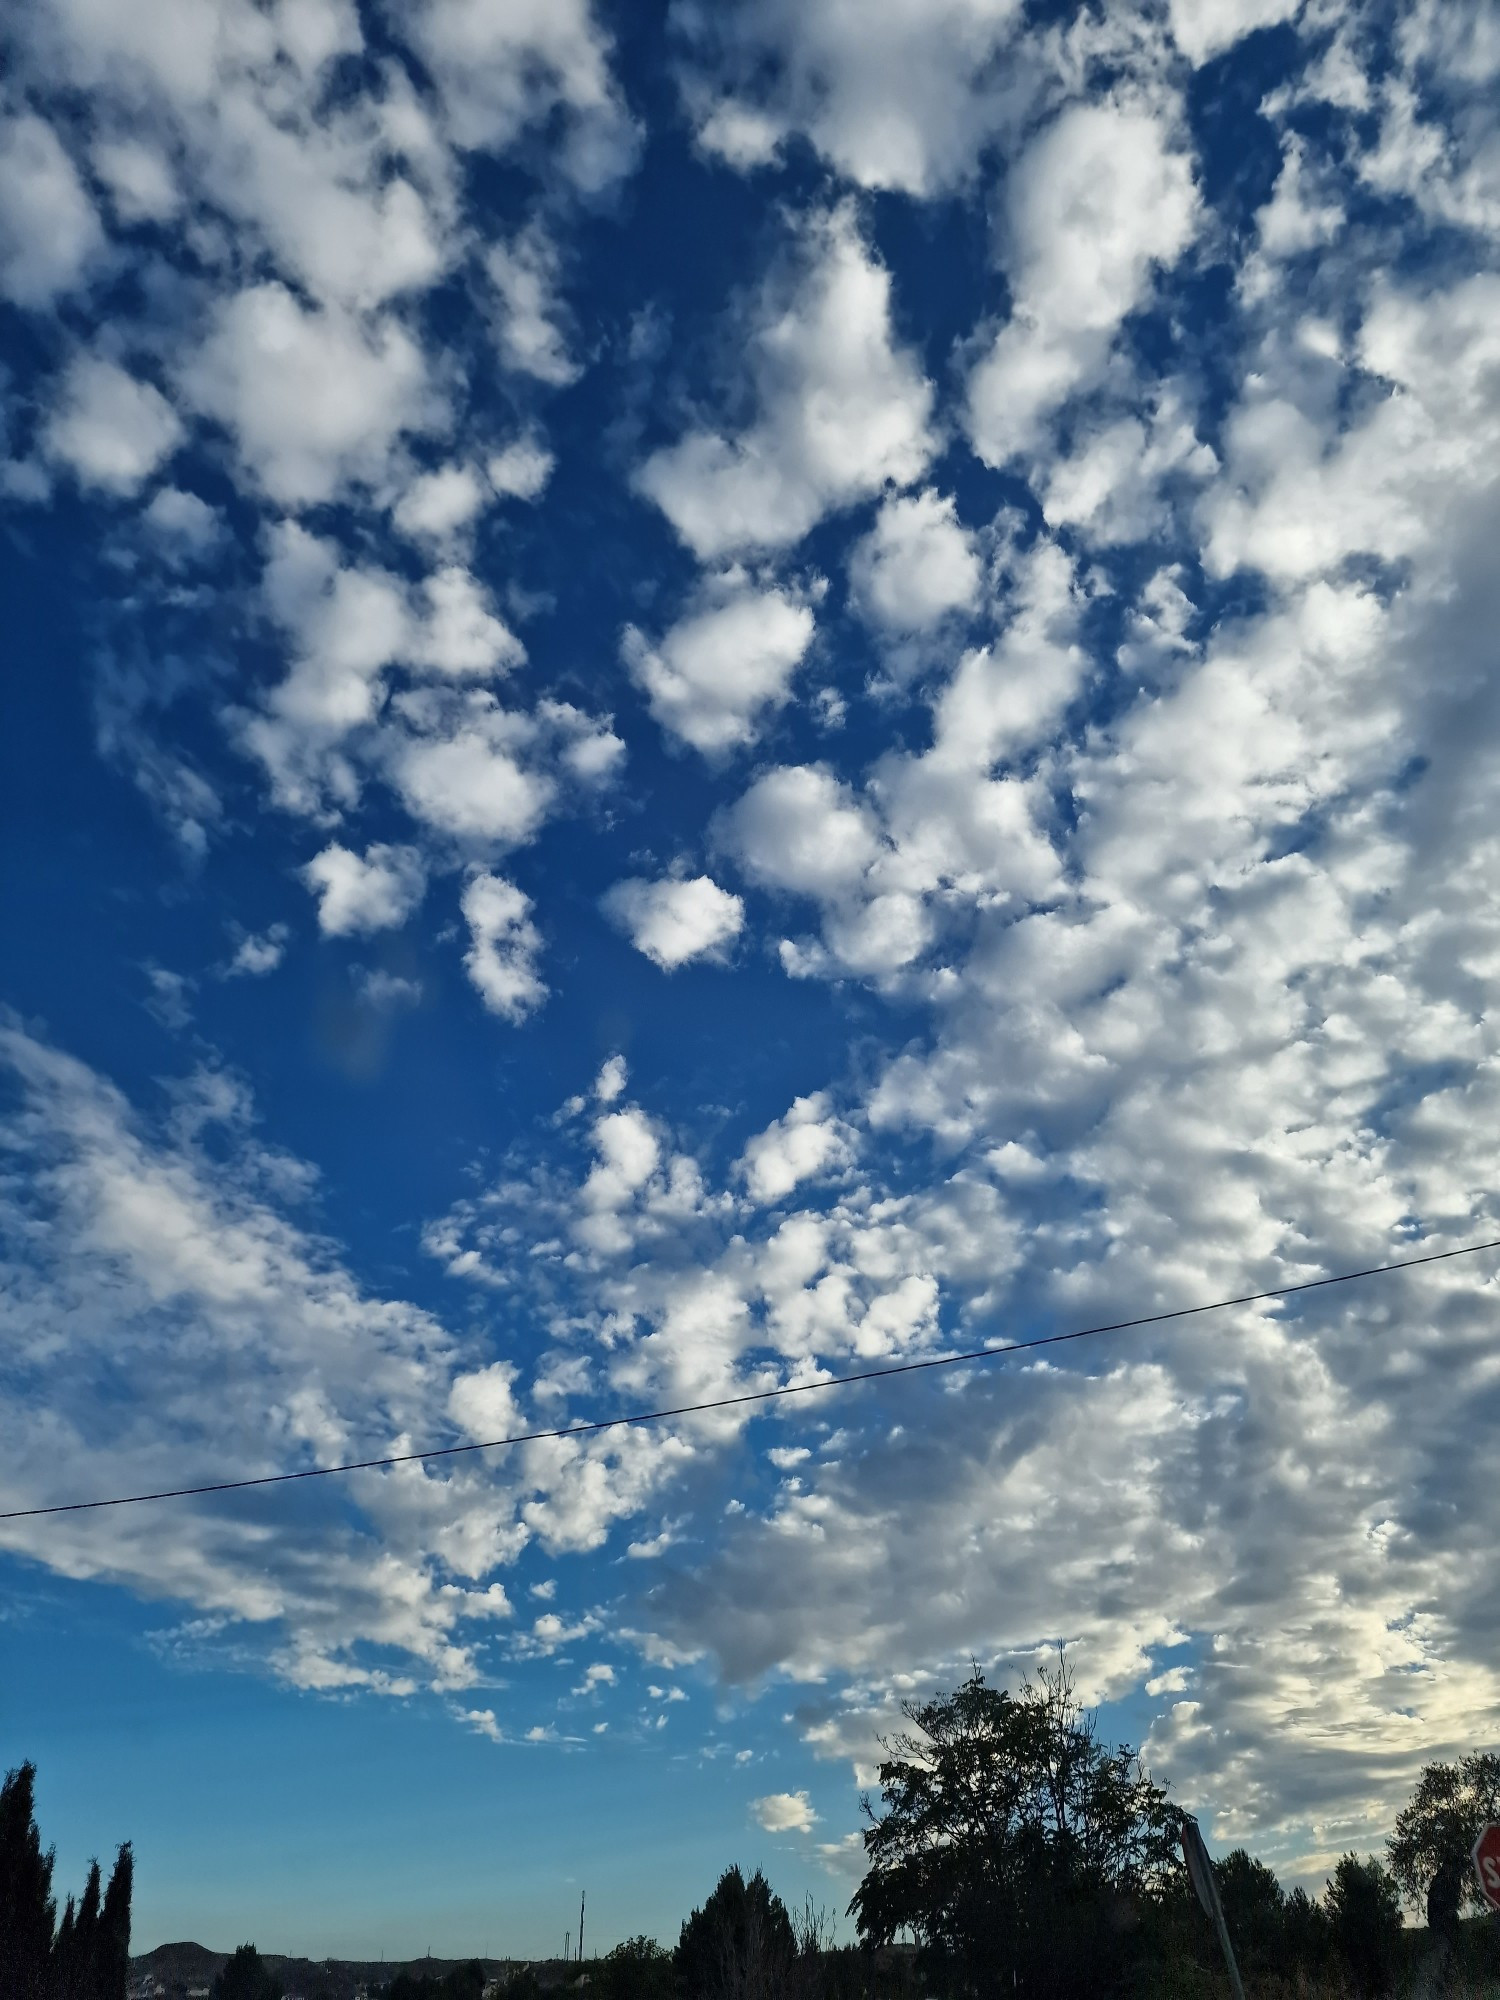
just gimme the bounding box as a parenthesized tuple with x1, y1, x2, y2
(4, 0, 1500, 1960)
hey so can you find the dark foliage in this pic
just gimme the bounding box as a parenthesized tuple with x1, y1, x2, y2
(1, 1764, 57, 2000)
(849, 1655, 1181, 1998)
(1324, 1854, 1403, 1998)
(676, 1866, 798, 2000)
(212, 1944, 283, 2000)
(0, 1763, 131, 2000)
(593, 1935, 675, 2000)
(384, 1964, 484, 2000)
(1388, 1751, 1500, 1926)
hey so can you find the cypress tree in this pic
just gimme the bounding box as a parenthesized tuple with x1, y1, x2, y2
(0, 1762, 57, 2000)
(97, 1846, 132, 2000)
(53, 1895, 79, 2000)
(73, 1859, 103, 1999)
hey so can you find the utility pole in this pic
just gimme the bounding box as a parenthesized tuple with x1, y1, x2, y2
(578, 1890, 586, 1963)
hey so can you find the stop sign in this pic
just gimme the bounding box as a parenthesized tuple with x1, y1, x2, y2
(1474, 1825, 1500, 1911)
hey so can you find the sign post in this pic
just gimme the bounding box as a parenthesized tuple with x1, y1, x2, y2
(1182, 1815, 1246, 2000)
(1474, 1824, 1500, 1912)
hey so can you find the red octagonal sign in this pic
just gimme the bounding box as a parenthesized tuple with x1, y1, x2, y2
(1474, 1825, 1500, 1911)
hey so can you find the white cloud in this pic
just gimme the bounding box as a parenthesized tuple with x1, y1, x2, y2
(449, 1359, 521, 1441)
(389, 699, 555, 846)
(415, 568, 526, 677)
(677, 0, 1029, 196)
(722, 765, 881, 900)
(140, 487, 224, 564)
(0, 113, 102, 308)
(752, 1790, 818, 1833)
(968, 103, 1199, 464)
(44, 356, 183, 496)
(393, 464, 488, 544)
(637, 206, 935, 557)
(487, 437, 555, 501)
(353, 967, 422, 1010)
(400, 0, 637, 190)
(602, 874, 745, 970)
(848, 488, 982, 634)
(0, 1022, 530, 1696)
(738, 1094, 851, 1205)
(181, 283, 436, 506)
(487, 226, 579, 387)
(302, 843, 427, 936)
(91, 136, 180, 224)
(1040, 397, 1216, 546)
(461, 872, 545, 1021)
(224, 924, 289, 978)
(1168, 0, 1300, 67)
(623, 580, 815, 756)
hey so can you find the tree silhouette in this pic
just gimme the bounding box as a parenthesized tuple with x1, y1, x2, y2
(1, 1763, 57, 2000)
(1324, 1854, 1402, 1998)
(595, 1935, 674, 2000)
(850, 1656, 1181, 1999)
(97, 1846, 132, 2000)
(676, 1866, 797, 2000)
(1388, 1752, 1500, 1930)
(212, 1943, 282, 2000)
(1, 1763, 133, 2000)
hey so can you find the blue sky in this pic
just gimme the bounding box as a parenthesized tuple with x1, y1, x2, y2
(4, 0, 1500, 1961)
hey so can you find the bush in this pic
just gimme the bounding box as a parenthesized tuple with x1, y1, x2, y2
(593, 1936, 674, 2000)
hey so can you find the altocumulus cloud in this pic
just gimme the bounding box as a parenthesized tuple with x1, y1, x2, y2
(1, 0, 1500, 1899)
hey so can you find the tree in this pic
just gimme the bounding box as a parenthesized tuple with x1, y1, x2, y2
(1212, 1850, 1284, 1973)
(1325, 1854, 1402, 1998)
(1279, 1885, 1331, 1980)
(1, 1763, 57, 2000)
(1388, 1752, 1500, 1929)
(212, 1944, 282, 2000)
(0, 1768, 133, 2000)
(676, 1866, 798, 2000)
(849, 1657, 1181, 1998)
(96, 1845, 132, 2000)
(56, 1858, 102, 2000)
(594, 1936, 675, 2000)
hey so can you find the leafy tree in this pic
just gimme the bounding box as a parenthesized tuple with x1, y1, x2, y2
(676, 1866, 798, 2000)
(1, 1762, 57, 2000)
(212, 1943, 282, 2000)
(849, 1657, 1181, 1998)
(1325, 1854, 1402, 1997)
(1279, 1884, 1331, 1978)
(1211, 1850, 1284, 1973)
(1388, 1752, 1500, 1929)
(594, 1935, 674, 2000)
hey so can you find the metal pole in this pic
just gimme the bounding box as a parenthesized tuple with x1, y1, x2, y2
(579, 1890, 586, 1963)
(1182, 1816, 1246, 2000)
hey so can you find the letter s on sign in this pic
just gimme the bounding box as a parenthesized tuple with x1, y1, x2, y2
(1485, 1857, 1500, 1891)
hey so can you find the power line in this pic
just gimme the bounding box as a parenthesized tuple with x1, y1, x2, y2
(3, 1233, 1498, 1525)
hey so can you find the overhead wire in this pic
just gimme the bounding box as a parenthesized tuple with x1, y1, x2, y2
(3, 1232, 1498, 1524)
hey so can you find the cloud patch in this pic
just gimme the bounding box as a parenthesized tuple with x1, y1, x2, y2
(603, 875, 745, 970)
